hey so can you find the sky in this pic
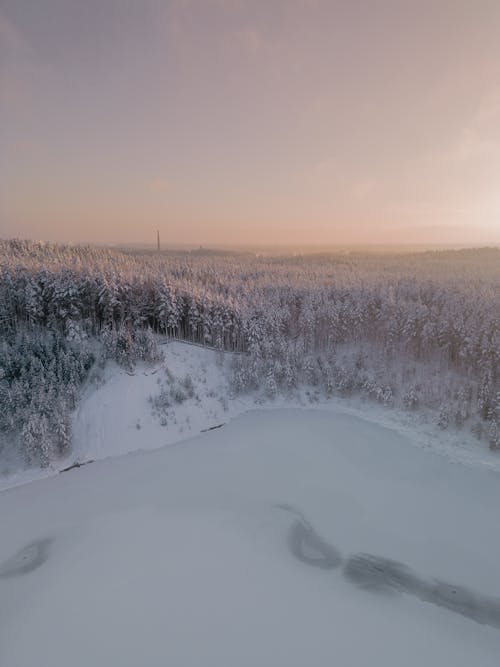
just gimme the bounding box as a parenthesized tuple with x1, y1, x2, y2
(1, 0, 500, 247)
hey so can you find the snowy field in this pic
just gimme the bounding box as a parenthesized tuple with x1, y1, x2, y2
(1, 406, 500, 666)
(1, 342, 500, 665)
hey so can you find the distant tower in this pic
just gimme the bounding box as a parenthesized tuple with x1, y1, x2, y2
(157, 229, 160, 252)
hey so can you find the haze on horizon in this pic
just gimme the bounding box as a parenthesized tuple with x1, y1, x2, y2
(1, 0, 500, 247)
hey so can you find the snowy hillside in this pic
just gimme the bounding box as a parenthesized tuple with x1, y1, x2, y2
(1, 408, 500, 666)
(2, 339, 497, 492)
(72, 340, 500, 473)
(72, 342, 236, 462)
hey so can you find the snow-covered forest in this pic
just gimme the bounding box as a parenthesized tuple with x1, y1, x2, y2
(0, 239, 498, 466)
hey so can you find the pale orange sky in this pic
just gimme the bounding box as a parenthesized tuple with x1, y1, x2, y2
(1, 0, 500, 246)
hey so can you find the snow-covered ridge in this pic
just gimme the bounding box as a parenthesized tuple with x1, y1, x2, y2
(2, 341, 498, 492)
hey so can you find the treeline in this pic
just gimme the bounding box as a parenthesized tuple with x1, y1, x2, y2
(0, 328, 94, 466)
(0, 239, 498, 466)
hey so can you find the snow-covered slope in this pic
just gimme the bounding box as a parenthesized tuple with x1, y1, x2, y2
(1, 408, 500, 666)
(1, 340, 497, 494)
(72, 342, 239, 462)
(72, 341, 499, 472)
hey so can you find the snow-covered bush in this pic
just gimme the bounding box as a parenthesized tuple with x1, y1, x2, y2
(403, 387, 419, 410)
(489, 421, 499, 451)
(438, 405, 450, 430)
(102, 326, 163, 370)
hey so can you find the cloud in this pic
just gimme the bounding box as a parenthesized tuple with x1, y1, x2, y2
(235, 27, 262, 57)
(149, 178, 171, 193)
(351, 180, 379, 201)
(0, 14, 26, 53)
(475, 87, 500, 125)
(453, 86, 500, 162)
(0, 13, 36, 110)
(454, 127, 497, 161)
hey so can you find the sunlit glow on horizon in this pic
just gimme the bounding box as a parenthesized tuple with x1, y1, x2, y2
(1, 0, 499, 247)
